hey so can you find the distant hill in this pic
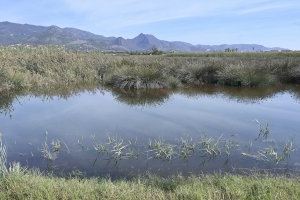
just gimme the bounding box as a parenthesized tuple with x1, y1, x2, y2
(0, 21, 287, 52)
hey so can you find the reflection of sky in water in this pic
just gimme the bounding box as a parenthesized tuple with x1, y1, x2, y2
(0, 88, 300, 176)
(1, 90, 299, 142)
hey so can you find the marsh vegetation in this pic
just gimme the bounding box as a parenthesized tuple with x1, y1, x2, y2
(0, 46, 300, 93)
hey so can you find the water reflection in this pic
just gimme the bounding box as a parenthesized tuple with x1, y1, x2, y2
(0, 85, 102, 116)
(111, 88, 170, 107)
(0, 85, 300, 177)
(177, 85, 297, 103)
(1, 85, 300, 115)
(290, 85, 300, 103)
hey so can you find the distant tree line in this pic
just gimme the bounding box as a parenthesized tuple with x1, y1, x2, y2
(224, 48, 238, 52)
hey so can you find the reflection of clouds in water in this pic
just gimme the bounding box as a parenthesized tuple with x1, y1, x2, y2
(178, 85, 290, 104)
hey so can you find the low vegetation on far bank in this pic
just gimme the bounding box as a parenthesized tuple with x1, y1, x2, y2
(0, 46, 300, 93)
(0, 166, 299, 200)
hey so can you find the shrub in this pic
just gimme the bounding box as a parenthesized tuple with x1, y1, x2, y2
(218, 63, 275, 87)
(104, 64, 167, 89)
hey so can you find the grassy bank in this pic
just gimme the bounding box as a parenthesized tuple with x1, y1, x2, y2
(0, 166, 299, 200)
(0, 46, 300, 93)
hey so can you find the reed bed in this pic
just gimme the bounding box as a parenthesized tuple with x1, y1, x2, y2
(0, 46, 299, 92)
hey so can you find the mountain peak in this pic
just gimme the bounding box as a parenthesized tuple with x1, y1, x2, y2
(134, 33, 156, 40)
(137, 33, 147, 37)
(49, 25, 60, 29)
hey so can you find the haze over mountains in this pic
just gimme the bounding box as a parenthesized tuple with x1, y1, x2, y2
(0, 21, 286, 52)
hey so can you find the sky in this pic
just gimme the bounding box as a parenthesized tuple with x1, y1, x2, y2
(0, 0, 300, 49)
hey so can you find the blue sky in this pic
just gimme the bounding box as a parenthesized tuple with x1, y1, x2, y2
(0, 0, 299, 49)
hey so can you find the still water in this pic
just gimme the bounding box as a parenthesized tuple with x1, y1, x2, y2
(0, 86, 300, 177)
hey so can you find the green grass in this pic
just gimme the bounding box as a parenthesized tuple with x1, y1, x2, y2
(0, 166, 299, 200)
(0, 46, 300, 92)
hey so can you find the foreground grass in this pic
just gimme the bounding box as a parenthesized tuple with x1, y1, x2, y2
(1, 46, 300, 93)
(0, 167, 299, 200)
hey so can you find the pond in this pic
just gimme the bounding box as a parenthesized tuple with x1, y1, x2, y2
(0, 85, 300, 178)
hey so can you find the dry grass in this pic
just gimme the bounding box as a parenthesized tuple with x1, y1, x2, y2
(0, 46, 299, 92)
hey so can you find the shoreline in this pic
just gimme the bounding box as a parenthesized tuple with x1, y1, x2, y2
(1, 168, 299, 200)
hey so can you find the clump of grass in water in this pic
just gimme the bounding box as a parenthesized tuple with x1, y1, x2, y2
(178, 137, 196, 160)
(77, 136, 88, 151)
(40, 131, 62, 169)
(198, 135, 222, 160)
(223, 138, 239, 157)
(257, 140, 296, 164)
(222, 138, 239, 166)
(0, 132, 7, 175)
(255, 119, 270, 141)
(0, 133, 24, 176)
(242, 123, 296, 165)
(92, 135, 138, 166)
(282, 140, 296, 159)
(222, 137, 240, 166)
(148, 139, 175, 161)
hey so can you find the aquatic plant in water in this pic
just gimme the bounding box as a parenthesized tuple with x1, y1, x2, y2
(178, 137, 196, 160)
(92, 135, 138, 166)
(0, 122, 298, 174)
(77, 136, 88, 151)
(242, 140, 296, 165)
(198, 135, 222, 159)
(0, 133, 7, 175)
(255, 119, 270, 141)
(148, 139, 175, 161)
(40, 132, 63, 169)
(265, 140, 295, 164)
(223, 138, 239, 157)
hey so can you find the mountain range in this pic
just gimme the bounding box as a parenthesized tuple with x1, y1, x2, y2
(0, 21, 287, 52)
